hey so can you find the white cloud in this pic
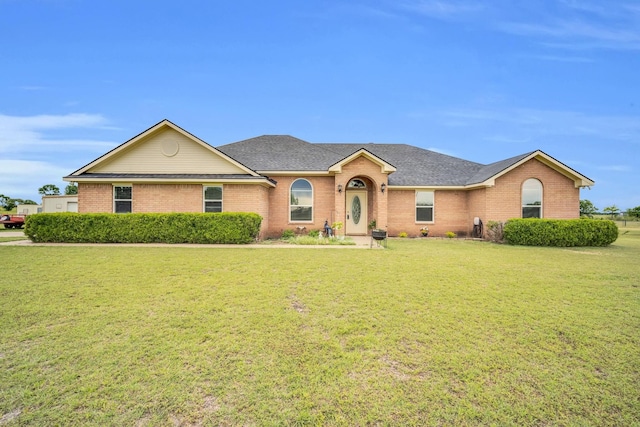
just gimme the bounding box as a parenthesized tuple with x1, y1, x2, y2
(597, 165, 632, 172)
(400, 0, 484, 19)
(395, 1, 640, 51)
(0, 113, 118, 200)
(519, 54, 594, 62)
(0, 113, 107, 130)
(440, 108, 640, 141)
(0, 160, 71, 202)
(500, 20, 640, 50)
(0, 113, 116, 154)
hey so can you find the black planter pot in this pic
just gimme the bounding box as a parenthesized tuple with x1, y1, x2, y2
(371, 230, 387, 240)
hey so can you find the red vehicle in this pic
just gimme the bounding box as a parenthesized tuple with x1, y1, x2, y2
(0, 214, 25, 229)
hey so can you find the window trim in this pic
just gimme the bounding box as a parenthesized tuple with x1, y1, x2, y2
(522, 178, 543, 218)
(289, 178, 313, 223)
(415, 190, 434, 223)
(113, 184, 132, 213)
(203, 185, 223, 213)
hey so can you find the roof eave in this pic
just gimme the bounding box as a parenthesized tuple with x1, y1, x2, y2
(255, 170, 331, 176)
(65, 175, 276, 187)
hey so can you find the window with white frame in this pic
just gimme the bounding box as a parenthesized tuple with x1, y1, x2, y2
(522, 178, 542, 218)
(290, 179, 313, 222)
(204, 186, 223, 212)
(416, 190, 434, 222)
(114, 185, 132, 213)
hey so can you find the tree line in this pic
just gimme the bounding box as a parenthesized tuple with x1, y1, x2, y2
(0, 183, 77, 211)
(580, 200, 640, 219)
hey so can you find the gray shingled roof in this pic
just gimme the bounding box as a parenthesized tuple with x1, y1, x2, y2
(218, 136, 533, 186)
(217, 135, 345, 171)
(316, 143, 485, 186)
(465, 152, 535, 185)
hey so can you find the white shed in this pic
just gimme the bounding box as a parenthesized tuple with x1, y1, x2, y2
(16, 204, 42, 215)
(41, 195, 79, 213)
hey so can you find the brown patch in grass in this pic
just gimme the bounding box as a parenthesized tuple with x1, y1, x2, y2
(0, 409, 21, 425)
(288, 294, 308, 314)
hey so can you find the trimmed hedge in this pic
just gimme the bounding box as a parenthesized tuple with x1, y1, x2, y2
(503, 218, 618, 247)
(24, 212, 262, 244)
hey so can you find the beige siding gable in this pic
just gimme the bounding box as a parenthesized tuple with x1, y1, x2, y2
(90, 128, 248, 174)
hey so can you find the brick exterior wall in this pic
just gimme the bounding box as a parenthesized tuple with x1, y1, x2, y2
(387, 158, 580, 238)
(78, 183, 272, 236)
(77, 157, 579, 239)
(133, 184, 203, 213)
(265, 176, 336, 238)
(224, 184, 270, 235)
(78, 183, 113, 213)
(481, 158, 579, 222)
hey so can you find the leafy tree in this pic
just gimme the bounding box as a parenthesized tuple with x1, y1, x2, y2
(0, 194, 16, 211)
(0, 195, 38, 211)
(627, 206, 640, 219)
(38, 184, 61, 196)
(65, 183, 78, 195)
(579, 199, 598, 218)
(603, 205, 620, 218)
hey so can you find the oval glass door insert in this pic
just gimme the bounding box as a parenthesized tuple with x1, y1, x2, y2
(352, 196, 361, 224)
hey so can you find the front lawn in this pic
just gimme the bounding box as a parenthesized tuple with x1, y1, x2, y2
(1, 231, 639, 425)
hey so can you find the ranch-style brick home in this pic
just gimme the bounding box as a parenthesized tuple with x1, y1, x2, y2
(64, 119, 594, 238)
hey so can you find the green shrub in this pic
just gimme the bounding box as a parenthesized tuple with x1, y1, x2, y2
(445, 231, 457, 239)
(24, 212, 262, 244)
(281, 229, 295, 240)
(308, 229, 320, 238)
(503, 218, 618, 247)
(398, 232, 408, 238)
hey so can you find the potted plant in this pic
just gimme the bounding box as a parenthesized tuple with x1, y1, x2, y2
(368, 219, 377, 230)
(420, 226, 429, 237)
(332, 221, 343, 239)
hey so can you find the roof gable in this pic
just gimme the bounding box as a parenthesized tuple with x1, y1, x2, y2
(468, 150, 594, 188)
(328, 148, 396, 174)
(70, 120, 258, 177)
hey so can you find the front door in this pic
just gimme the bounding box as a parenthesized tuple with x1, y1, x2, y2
(346, 190, 367, 235)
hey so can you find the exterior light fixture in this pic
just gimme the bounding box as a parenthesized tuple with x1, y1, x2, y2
(337, 184, 343, 193)
(380, 183, 386, 193)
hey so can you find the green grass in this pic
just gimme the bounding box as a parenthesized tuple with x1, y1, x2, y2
(280, 235, 357, 245)
(1, 231, 639, 425)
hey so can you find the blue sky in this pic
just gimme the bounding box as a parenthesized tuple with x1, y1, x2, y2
(1, 0, 639, 211)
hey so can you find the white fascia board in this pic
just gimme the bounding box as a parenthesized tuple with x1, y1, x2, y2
(256, 170, 331, 176)
(70, 176, 276, 187)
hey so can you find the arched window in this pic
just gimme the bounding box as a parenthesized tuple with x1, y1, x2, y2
(522, 178, 542, 218)
(347, 179, 366, 189)
(290, 179, 313, 222)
